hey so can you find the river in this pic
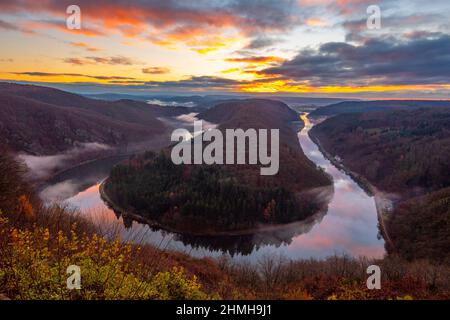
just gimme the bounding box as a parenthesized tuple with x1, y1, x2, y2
(39, 114, 385, 263)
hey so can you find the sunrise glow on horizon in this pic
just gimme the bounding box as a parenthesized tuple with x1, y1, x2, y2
(1, 0, 450, 98)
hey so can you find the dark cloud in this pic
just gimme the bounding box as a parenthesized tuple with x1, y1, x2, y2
(226, 0, 300, 32)
(343, 13, 449, 43)
(243, 36, 281, 49)
(261, 35, 450, 86)
(143, 76, 245, 89)
(63, 56, 139, 66)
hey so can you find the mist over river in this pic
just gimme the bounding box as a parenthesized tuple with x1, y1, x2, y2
(39, 114, 385, 263)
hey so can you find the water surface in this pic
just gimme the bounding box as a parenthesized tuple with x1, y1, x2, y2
(40, 114, 385, 262)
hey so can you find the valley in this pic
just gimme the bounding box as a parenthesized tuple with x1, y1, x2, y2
(310, 107, 450, 263)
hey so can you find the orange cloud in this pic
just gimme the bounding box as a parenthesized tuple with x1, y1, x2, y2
(142, 67, 170, 75)
(69, 42, 101, 52)
(305, 17, 328, 27)
(0, 1, 298, 54)
(220, 68, 241, 74)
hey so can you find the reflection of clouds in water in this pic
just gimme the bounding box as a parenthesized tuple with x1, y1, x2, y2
(334, 178, 354, 191)
(309, 150, 323, 159)
(287, 212, 384, 260)
(345, 244, 385, 259)
(65, 184, 220, 258)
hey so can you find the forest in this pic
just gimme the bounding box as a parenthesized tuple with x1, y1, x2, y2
(310, 108, 450, 195)
(104, 151, 322, 233)
(310, 107, 450, 262)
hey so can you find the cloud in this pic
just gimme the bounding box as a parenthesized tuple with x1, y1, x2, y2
(10, 72, 136, 81)
(260, 34, 450, 87)
(142, 67, 170, 74)
(0, 0, 302, 51)
(143, 76, 245, 90)
(243, 35, 281, 49)
(63, 55, 139, 66)
(69, 42, 100, 52)
(305, 17, 328, 27)
(0, 18, 34, 34)
(85, 56, 138, 65)
(26, 20, 105, 36)
(226, 56, 284, 64)
(62, 58, 88, 66)
(0, 19, 20, 31)
(342, 13, 449, 43)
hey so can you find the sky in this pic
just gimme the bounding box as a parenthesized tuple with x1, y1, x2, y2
(0, 0, 449, 98)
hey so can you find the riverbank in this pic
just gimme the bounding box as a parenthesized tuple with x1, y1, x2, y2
(308, 130, 394, 249)
(99, 178, 333, 237)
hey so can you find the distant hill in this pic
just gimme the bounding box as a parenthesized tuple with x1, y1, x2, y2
(87, 93, 350, 111)
(310, 100, 450, 117)
(85, 93, 246, 110)
(0, 83, 187, 155)
(263, 96, 351, 107)
(199, 99, 327, 181)
(199, 99, 298, 127)
(104, 99, 332, 234)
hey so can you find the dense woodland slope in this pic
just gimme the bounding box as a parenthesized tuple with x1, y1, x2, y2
(387, 187, 450, 263)
(310, 100, 450, 117)
(310, 107, 450, 263)
(310, 108, 450, 195)
(0, 83, 187, 155)
(104, 99, 332, 234)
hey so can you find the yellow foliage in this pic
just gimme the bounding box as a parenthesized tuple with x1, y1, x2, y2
(0, 211, 213, 300)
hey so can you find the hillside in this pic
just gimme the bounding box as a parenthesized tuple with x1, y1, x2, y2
(310, 107, 450, 262)
(386, 187, 450, 263)
(103, 99, 332, 234)
(310, 108, 450, 195)
(310, 100, 450, 117)
(0, 83, 187, 155)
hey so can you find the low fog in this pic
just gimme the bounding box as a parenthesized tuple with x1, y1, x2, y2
(18, 142, 111, 179)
